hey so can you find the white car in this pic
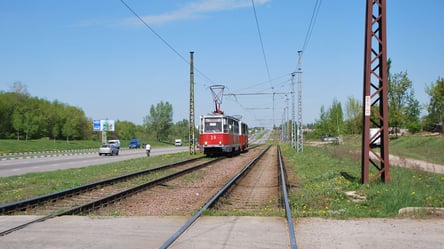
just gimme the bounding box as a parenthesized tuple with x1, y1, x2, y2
(175, 139, 182, 146)
(99, 144, 119, 156)
(108, 139, 120, 149)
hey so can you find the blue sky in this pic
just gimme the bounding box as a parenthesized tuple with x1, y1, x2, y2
(1, 0, 443, 129)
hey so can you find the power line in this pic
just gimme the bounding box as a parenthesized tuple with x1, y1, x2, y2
(301, 0, 322, 52)
(120, 0, 187, 64)
(251, 0, 273, 89)
(119, 0, 216, 85)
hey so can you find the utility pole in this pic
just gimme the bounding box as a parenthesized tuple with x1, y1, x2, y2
(362, 0, 390, 183)
(189, 51, 196, 155)
(285, 97, 289, 142)
(297, 51, 303, 152)
(291, 72, 296, 149)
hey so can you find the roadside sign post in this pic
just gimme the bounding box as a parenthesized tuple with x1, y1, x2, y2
(93, 119, 114, 144)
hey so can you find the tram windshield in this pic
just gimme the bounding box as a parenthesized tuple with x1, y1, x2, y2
(204, 117, 222, 132)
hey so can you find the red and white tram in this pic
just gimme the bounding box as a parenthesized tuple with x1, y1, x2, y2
(198, 113, 248, 156)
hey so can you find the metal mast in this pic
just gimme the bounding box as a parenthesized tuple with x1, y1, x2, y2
(297, 51, 303, 152)
(291, 72, 296, 149)
(189, 52, 196, 154)
(361, 0, 390, 183)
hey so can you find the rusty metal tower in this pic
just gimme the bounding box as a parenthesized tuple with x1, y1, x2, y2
(189, 52, 196, 154)
(361, 0, 390, 183)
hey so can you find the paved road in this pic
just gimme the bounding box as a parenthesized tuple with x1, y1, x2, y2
(0, 147, 189, 177)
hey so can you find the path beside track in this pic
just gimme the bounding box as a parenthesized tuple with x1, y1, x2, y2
(1, 216, 443, 249)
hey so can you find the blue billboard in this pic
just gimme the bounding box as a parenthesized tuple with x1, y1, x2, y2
(93, 120, 115, 132)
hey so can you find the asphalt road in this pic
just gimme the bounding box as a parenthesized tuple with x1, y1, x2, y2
(0, 147, 189, 177)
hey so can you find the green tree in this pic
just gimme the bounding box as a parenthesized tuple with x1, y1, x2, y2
(12, 106, 26, 140)
(405, 90, 421, 133)
(388, 71, 419, 135)
(315, 105, 329, 136)
(62, 106, 89, 142)
(115, 120, 137, 140)
(314, 99, 344, 137)
(344, 96, 362, 135)
(0, 89, 92, 140)
(425, 77, 444, 135)
(329, 99, 344, 136)
(143, 101, 173, 141)
(171, 119, 189, 141)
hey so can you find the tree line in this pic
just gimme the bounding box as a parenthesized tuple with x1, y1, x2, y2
(0, 91, 91, 141)
(0, 83, 193, 143)
(311, 71, 443, 138)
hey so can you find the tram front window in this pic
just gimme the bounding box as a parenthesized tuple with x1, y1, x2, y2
(204, 118, 222, 132)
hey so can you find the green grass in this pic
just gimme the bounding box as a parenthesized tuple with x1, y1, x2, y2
(0, 152, 200, 205)
(339, 134, 444, 165)
(282, 143, 444, 218)
(0, 139, 100, 154)
(388, 135, 444, 164)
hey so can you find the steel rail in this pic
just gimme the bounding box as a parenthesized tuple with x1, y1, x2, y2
(0, 157, 205, 215)
(0, 157, 221, 236)
(63, 157, 224, 215)
(277, 146, 297, 249)
(159, 145, 271, 249)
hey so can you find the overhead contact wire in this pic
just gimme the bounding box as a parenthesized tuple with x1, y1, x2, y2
(119, 0, 216, 85)
(251, 0, 273, 89)
(301, 0, 322, 52)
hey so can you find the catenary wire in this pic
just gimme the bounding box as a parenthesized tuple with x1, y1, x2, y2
(251, 0, 273, 89)
(302, 0, 322, 52)
(119, 0, 216, 85)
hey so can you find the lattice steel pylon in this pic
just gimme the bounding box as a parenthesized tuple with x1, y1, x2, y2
(297, 51, 303, 152)
(361, 0, 390, 183)
(291, 72, 296, 149)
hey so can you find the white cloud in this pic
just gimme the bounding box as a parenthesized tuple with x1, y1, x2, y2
(122, 0, 271, 26)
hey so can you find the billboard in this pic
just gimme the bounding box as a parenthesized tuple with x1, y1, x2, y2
(93, 120, 115, 132)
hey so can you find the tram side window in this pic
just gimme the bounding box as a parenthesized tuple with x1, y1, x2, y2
(205, 118, 222, 132)
(234, 121, 239, 134)
(224, 117, 229, 133)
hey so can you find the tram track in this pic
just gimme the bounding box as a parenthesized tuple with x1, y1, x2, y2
(0, 156, 221, 236)
(159, 145, 297, 249)
(1, 145, 297, 248)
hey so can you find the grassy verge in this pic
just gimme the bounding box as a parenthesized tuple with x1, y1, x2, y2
(340, 134, 444, 165)
(282, 143, 444, 218)
(388, 135, 444, 164)
(0, 152, 200, 205)
(0, 139, 100, 154)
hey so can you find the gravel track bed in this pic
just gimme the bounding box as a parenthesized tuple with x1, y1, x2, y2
(214, 146, 280, 213)
(94, 147, 265, 216)
(10, 159, 210, 216)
